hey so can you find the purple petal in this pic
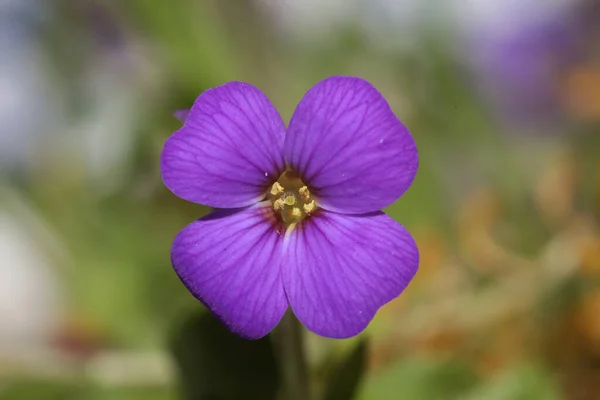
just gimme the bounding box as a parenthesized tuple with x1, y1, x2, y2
(171, 203, 288, 339)
(161, 82, 286, 208)
(284, 76, 418, 214)
(173, 109, 190, 122)
(283, 211, 418, 338)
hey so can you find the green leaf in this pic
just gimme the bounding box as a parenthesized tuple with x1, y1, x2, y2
(169, 311, 278, 400)
(0, 380, 176, 400)
(323, 339, 368, 400)
(323, 339, 369, 400)
(358, 356, 478, 400)
(0, 380, 79, 400)
(463, 364, 561, 400)
(121, 0, 238, 90)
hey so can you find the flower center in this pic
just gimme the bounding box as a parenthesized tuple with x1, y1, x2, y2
(268, 170, 317, 224)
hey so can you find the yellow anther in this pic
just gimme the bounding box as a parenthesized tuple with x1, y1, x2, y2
(303, 200, 316, 214)
(283, 194, 296, 206)
(270, 182, 284, 196)
(270, 170, 318, 224)
(273, 198, 284, 211)
(290, 207, 302, 219)
(298, 186, 311, 201)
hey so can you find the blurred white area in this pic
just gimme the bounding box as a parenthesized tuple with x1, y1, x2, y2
(260, 0, 578, 56)
(66, 51, 147, 193)
(0, 0, 155, 194)
(0, 191, 66, 348)
(260, 0, 360, 39)
(260, 0, 426, 51)
(0, 0, 63, 171)
(449, 0, 574, 36)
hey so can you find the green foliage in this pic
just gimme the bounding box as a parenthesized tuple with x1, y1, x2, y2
(323, 340, 368, 400)
(463, 364, 562, 400)
(120, 0, 238, 91)
(0, 381, 80, 400)
(0, 381, 176, 400)
(169, 312, 279, 400)
(358, 357, 478, 400)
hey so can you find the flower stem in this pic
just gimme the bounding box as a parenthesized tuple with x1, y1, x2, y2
(273, 311, 310, 400)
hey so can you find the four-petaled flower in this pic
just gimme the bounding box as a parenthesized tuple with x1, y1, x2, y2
(160, 76, 419, 339)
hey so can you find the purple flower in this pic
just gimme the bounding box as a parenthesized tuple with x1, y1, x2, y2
(160, 77, 419, 339)
(464, 0, 600, 128)
(468, 16, 577, 127)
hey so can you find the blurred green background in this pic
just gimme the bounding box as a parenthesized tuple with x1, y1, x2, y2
(1, 0, 600, 399)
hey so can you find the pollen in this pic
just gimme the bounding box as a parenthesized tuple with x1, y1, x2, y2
(303, 200, 316, 214)
(291, 207, 302, 219)
(273, 198, 284, 211)
(298, 186, 311, 202)
(270, 182, 284, 196)
(268, 170, 318, 225)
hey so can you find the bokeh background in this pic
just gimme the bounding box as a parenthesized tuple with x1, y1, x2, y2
(2, 0, 600, 399)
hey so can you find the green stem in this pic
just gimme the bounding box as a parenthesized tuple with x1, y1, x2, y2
(273, 311, 310, 400)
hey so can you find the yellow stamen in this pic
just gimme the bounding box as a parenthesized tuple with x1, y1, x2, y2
(298, 186, 311, 201)
(273, 198, 284, 211)
(270, 182, 284, 196)
(268, 170, 319, 225)
(303, 200, 316, 214)
(290, 207, 302, 219)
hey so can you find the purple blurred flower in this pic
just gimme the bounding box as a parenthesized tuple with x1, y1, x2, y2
(160, 77, 419, 339)
(475, 24, 573, 124)
(464, 0, 599, 128)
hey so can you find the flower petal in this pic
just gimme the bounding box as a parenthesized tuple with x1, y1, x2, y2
(283, 211, 418, 338)
(284, 76, 418, 214)
(171, 203, 288, 339)
(161, 82, 286, 208)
